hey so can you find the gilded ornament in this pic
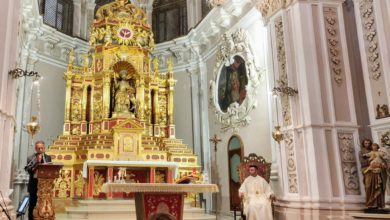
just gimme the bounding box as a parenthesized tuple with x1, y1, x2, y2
(74, 172, 84, 197)
(47, 0, 200, 199)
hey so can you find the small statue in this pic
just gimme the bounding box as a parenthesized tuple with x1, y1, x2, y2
(68, 49, 75, 65)
(129, 93, 137, 114)
(71, 102, 81, 121)
(376, 104, 390, 119)
(166, 57, 173, 72)
(362, 143, 387, 209)
(104, 26, 112, 47)
(89, 30, 97, 46)
(113, 70, 134, 113)
(155, 171, 166, 183)
(153, 57, 159, 72)
(83, 54, 89, 69)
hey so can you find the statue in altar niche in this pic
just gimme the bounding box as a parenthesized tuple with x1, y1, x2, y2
(112, 69, 136, 117)
(361, 142, 388, 211)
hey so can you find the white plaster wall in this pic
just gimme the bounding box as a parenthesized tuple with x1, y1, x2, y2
(29, 61, 66, 154)
(205, 16, 271, 214)
(173, 70, 194, 149)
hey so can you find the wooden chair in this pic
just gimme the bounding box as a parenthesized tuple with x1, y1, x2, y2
(234, 153, 271, 220)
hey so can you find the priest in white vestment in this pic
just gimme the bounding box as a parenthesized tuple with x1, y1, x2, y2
(239, 165, 274, 220)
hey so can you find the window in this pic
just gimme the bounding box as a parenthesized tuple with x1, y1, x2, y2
(152, 0, 187, 43)
(41, 0, 74, 35)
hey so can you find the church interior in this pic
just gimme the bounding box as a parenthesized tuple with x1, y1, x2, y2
(1, 0, 390, 219)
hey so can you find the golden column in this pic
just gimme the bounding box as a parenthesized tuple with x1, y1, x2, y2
(153, 87, 160, 136)
(103, 72, 111, 119)
(166, 58, 176, 138)
(81, 83, 88, 135)
(63, 75, 73, 135)
(138, 76, 145, 120)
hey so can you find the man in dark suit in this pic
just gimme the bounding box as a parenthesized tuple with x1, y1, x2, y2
(25, 140, 52, 220)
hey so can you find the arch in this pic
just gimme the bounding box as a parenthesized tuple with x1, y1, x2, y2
(227, 134, 244, 210)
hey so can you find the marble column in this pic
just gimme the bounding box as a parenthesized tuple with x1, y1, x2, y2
(72, 0, 82, 37)
(197, 59, 212, 213)
(1, 0, 22, 218)
(12, 52, 39, 209)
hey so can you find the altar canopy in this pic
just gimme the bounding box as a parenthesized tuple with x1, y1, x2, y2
(46, 0, 200, 199)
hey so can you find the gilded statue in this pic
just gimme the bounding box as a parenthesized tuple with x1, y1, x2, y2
(71, 101, 81, 121)
(54, 170, 71, 197)
(104, 26, 112, 46)
(74, 172, 84, 197)
(68, 49, 75, 65)
(155, 171, 165, 183)
(93, 171, 105, 196)
(113, 70, 134, 114)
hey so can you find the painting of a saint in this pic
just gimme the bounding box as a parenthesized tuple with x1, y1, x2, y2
(217, 55, 248, 112)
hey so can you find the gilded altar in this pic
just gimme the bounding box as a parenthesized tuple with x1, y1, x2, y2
(47, 0, 200, 198)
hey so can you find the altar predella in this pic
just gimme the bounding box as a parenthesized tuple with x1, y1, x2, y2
(47, 0, 200, 199)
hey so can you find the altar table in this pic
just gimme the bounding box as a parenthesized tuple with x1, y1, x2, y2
(102, 183, 219, 220)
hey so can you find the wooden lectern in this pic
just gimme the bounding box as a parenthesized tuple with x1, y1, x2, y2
(102, 183, 219, 220)
(33, 164, 63, 220)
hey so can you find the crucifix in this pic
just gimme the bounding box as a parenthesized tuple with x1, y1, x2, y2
(209, 134, 222, 215)
(209, 134, 222, 152)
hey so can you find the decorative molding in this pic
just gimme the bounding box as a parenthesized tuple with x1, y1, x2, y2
(21, 0, 91, 69)
(209, 29, 263, 132)
(274, 17, 292, 126)
(337, 133, 361, 195)
(358, 0, 382, 80)
(284, 132, 298, 193)
(13, 169, 29, 185)
(256, 0, 294, 22)
(323, 7, 344, 86)
(22, 0, 257, 72)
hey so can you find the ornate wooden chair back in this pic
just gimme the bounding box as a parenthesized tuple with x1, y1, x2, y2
(234, 153, 272, 220)
(238, 153, 271, 183)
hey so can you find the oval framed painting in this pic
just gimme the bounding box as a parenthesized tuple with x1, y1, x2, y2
(217, 55, 248, 113)
(210, 29, 263, 131)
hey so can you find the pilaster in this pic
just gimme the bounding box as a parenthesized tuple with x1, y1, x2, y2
(353, 0, 390, 144)
(72, 0, 82, 37)
(264, 0, 365, 218)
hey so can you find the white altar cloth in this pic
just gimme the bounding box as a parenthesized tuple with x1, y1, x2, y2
(82, 160, 179, 178)
(101, 183, 219, 193)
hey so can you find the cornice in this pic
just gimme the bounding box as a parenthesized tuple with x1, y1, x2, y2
(255, 0, 346, 23)
(152, 0, 256, 73)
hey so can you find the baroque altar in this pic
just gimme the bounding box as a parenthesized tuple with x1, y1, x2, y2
(47, 0, 200, 199)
